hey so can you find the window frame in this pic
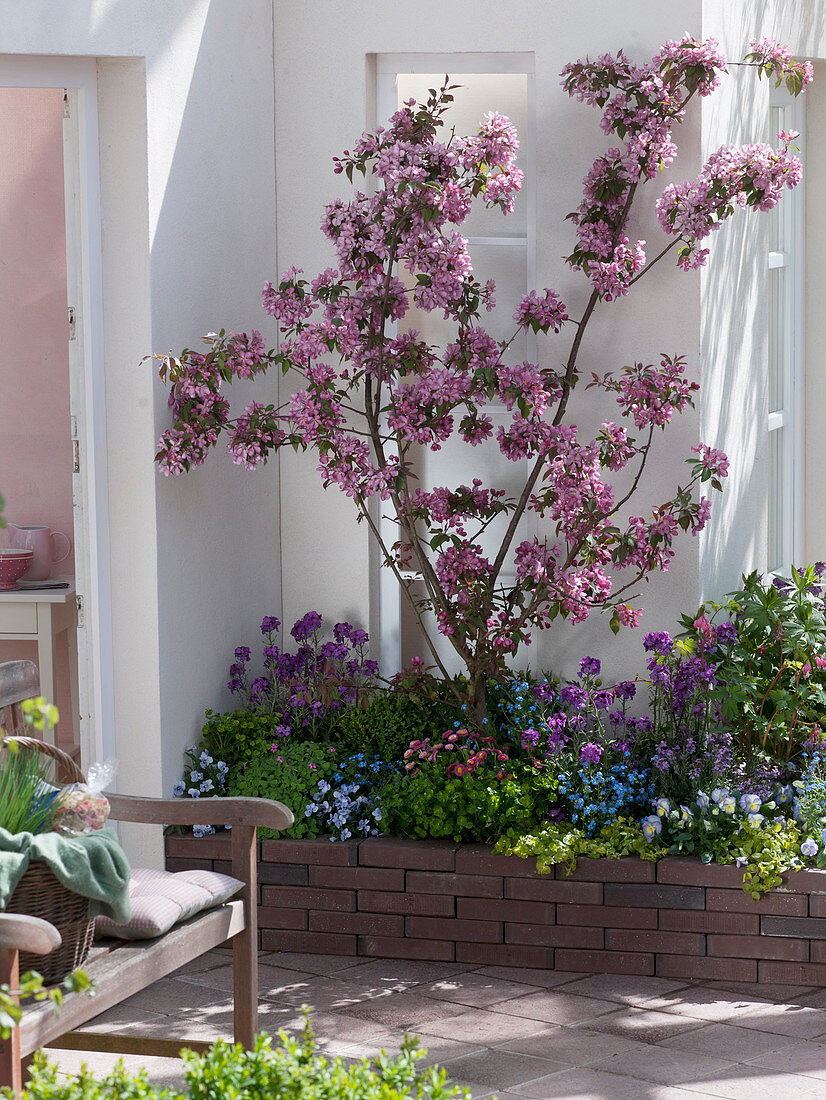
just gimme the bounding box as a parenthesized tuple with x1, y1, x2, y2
(767, 84, 805, 576)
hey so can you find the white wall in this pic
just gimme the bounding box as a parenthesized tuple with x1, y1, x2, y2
(273, 0, 708, 689)
(701, 0, 826, 591)
(0, 1, 281, 864)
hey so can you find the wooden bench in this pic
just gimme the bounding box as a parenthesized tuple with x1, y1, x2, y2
(0, 662, 293, 1094)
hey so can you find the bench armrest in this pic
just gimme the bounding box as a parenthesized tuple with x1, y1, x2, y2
(105, 793, 293, 831)
(0, 914, 61, 956)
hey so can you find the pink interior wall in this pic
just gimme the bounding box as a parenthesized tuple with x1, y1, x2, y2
(0, 87, 76, 747)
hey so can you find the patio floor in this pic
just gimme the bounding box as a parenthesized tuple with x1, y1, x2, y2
(44, 949, 826, 1098)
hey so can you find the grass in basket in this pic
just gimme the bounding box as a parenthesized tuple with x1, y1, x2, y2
(0, 742, 57, 835)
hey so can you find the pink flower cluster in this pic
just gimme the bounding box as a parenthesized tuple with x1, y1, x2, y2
(657, 135, 802, 268)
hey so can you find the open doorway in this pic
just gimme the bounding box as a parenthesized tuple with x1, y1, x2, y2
(0, 77, 107, 766)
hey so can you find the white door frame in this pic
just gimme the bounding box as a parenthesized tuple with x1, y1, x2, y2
(0, 55, 114, 764)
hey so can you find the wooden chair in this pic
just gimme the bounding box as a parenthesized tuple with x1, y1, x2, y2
(0, 661, 293, 1095)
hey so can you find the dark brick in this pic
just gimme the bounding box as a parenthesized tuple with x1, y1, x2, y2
(358, 890, 454, 918)
(557, 904, 656, 930)
(407, 871, 502, 898)
(406, 916, 502, 943)
(260, 838, 359, 866)
(258, 906, 308, 931)
(261, 929, 357, 955)
(505, 878, 602, 905)
(358, 935, 454, 961)
(309, 911, 404, 937)
(454, 845, 542, 877)
(263, 885, 355, 911)
(761, 916, 826, 939)
(759, 960, 826, 985)
(708, 934, 808, 961)
(657, 955, 757, 983)
(604, 883, 704, 910)
(457, 897, 555, 925)
(555, 949, 654, 976)
(657, 859, 746, 889)
(706, 889, 807, 916)
(505, 923, 603, 949)
(565, 858, 655, 883)
(607, 929, 705, 955)
(777, 867, 826, 894)
(165, 857, 213, 873)
(258, 864, 309, 886)
(310, 865, 404, 891)
(456, 942, 552, 968)
(808, 895, 826, 918)
(809, 942, 826, 964)
(359, 837, 456, 871)
(659, 910, 759, 936)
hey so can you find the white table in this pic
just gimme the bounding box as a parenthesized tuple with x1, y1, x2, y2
(0, 580, 78, 747)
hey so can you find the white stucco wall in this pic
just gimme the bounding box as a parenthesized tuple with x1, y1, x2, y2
(0, 1, 281, 864)
(701, 0, 825, 590)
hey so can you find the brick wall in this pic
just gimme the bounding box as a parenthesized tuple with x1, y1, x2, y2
(165, 835, 826, 986)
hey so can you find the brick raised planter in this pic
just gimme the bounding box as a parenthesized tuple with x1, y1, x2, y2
(165, 834, 826, 986)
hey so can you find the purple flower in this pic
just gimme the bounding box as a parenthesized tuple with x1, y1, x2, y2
(291, 611, 323, 642)
(521, 728, 540, 750)
(580, 742, 603, 764)
(234, 646, 251, 662)
(715, 621, 738, 646)
(593, 689, 614, 711)
(260, 616, 280, 634)
(351, 628, 369, 646)
(559, 684, 589, 709)
(579, 655, 601, 678)
(613, 680, 637, 701)
(249, 676, 271, 699)
(608, 708, 626, 727)
(333, 621, 354, 642)
(321, 641, 349, 661)
(534, 682, 555, 704)
(643, 630, 673, 655)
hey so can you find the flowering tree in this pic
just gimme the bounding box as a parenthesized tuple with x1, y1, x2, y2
(154, 36, 811, 726)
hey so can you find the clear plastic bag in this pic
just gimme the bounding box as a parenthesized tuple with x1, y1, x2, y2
(53, 759, 117, 835)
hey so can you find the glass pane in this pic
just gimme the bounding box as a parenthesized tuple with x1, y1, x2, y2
(767, 428, 785, 573)
(769, 267, 786, 413)
(395, 73, 529, 237)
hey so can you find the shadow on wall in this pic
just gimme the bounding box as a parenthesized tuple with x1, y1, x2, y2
(146, 0, 283, 792)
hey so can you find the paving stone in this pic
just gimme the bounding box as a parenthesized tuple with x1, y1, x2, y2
(261, 950, 367, 974)
(659, 1020, 803, 1059)
(336, 991, 471, 1028)
(338, 958, 473, 987)
(471, 966, 585, 988)
(559, 973, 693, 1006)
(590, 1043, 737, 1087)
(497, 1025, 652, 1066)
(490, 989, 620, 1025)
(430, 1048, 568, 1090)
(421, 973, 543, 1008)
(417, 1008, 558, 1045)
(577, 1006, 708, 1045)
(505, 1066, 701, 1098)
(639, 984, 775, 1021)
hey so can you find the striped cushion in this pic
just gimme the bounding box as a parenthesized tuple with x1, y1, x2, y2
(95, 868, 243, 940)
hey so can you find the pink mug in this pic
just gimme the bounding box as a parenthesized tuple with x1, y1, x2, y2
(6, 524, 71, 581)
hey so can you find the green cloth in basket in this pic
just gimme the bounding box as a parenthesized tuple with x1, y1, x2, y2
(0, 826, 131, 923)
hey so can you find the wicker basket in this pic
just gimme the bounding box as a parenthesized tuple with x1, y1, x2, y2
(2, 736, 96, 985)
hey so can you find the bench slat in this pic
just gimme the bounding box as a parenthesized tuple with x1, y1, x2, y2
(19, 901, 244, 1057)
